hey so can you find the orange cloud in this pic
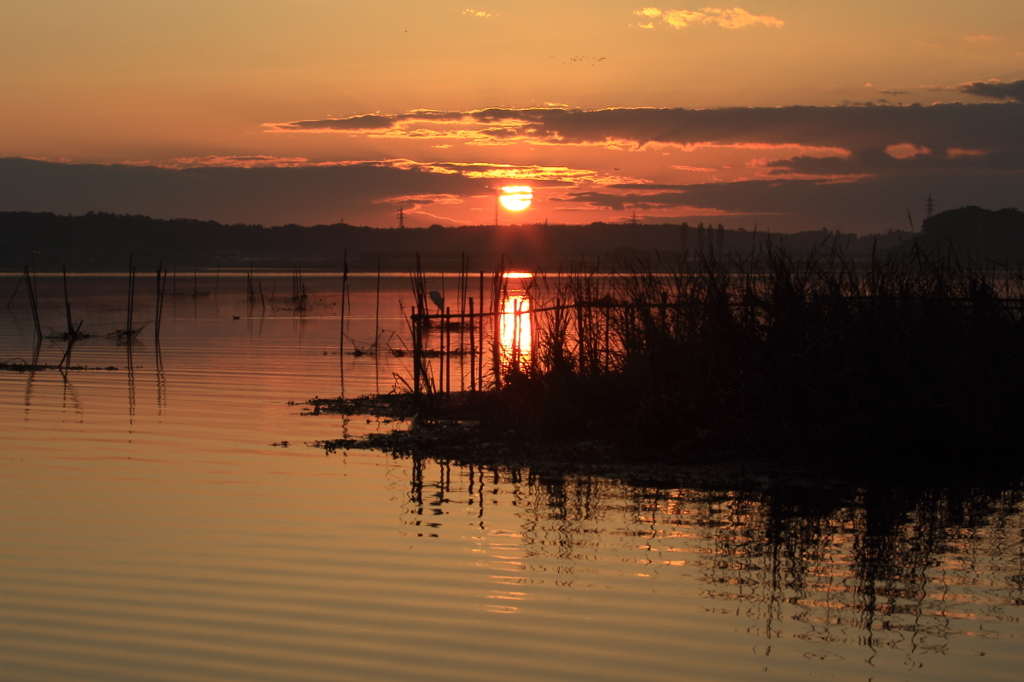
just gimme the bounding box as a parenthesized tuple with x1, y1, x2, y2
(377, 193, 467, 206)
(136, 155, 334, 169)
(671, 165, 716, 172)
(636, 7, 784, 30)
(886, 143, 931, 159)
(947, 147, 986, 158)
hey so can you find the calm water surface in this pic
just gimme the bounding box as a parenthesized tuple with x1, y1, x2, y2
(2, 272, 1022, 681)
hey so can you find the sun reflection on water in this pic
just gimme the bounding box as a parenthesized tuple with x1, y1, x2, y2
(499, 295, 531, 371)
(499, 272, 533, 372)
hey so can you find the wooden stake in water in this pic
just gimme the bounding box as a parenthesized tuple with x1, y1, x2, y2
(339, 251, 348, 396)
(62, 265, 74, 338)
(479, 272, 485, 390)
(412, 306, 421, 398)
(458, 254, 467, 391)
(155, 263, 166, 340)
(438, 304, 446, 396)
(469, 297, 476, 392)
(445, 306, 452, 395)
(125, 255, 134, 338)
(23, 266, 42, 340)
(6, 270, 24, 311)
(491, 271, 501, 388)
(374, 260, 381, 394)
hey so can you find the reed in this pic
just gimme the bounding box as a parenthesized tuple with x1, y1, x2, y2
(481, 243, 1024, 464)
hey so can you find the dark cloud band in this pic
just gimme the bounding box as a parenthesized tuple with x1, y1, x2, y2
(269, 102, 1024, 156)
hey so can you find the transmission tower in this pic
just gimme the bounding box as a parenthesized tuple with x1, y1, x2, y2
(397, 206, 405, 229)
(925, 193, 936, 219)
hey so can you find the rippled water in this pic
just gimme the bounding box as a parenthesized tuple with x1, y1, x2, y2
(2, 272, 1022, 681)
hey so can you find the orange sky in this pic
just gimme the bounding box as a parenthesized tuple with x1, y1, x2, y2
(2, 1, 1023, 231)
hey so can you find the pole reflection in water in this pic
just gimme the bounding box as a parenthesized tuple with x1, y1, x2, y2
(395, 452, 1024, 671)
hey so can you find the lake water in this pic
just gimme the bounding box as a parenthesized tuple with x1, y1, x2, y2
(2, 271, 1022, 681)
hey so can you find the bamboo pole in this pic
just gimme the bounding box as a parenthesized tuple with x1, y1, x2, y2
(459, 254, 467, 391)
(62, 266, 73, 337)
(469, 297, 476, 392)
(412, 306, 421, 398)
(125, 255, 135, 338)
(340, 251, 348, 393)
(24, 266, 41, 340)
(479, 271, 485, 390)
(155, 264, 167, 340)
(445, 306, 452, 395)
(6, 270, 24, 310)
(374, 260, 381, 394)
(438, 303, 446, 396)
(491, 272, 501, 388)
(374, 260, 381, 348)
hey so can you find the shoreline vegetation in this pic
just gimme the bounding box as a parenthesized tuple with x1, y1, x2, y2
(308, 241, 1024, 485)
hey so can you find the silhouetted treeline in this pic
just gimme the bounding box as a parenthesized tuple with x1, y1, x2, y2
(915, 205, 1024, 260)
(5, 207, 1018, 271)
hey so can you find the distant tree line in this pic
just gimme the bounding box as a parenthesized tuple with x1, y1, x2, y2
(3, 207, 1017, 271)
(914, 206, 1024, 260)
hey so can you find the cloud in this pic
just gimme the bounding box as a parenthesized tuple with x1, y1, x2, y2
(6, 149, 1022, 233)
(636, 7, 784, 30)
(565, 170, 1024, 229)
(266, 114, 395, 132)
(956, 79, 1024, 102)
(10, 99, 1024, 233)
(885, 143, 931, 159)
(463, 9, 492, 18)
(0, 157, 489, 227)
(135, 155, 344, 169)
(672, 165, 716, 172)
(267, 103, 1024, 162)
(947, 148, 986, 158)
(418, 162, 599, 184)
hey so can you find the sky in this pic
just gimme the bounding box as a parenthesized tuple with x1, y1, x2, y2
(2, 1, 1023, 232)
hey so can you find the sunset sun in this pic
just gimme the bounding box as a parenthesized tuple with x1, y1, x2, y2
(499, 186, 533, 211)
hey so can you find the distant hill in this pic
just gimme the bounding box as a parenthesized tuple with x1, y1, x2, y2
(915, 206, 1024, 260)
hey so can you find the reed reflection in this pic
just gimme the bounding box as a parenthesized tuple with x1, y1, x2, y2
(395, 453, 1024, 657)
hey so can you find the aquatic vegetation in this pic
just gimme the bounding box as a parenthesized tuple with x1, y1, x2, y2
(0, 359, 117, 372)
(478, 244, 1024, 468)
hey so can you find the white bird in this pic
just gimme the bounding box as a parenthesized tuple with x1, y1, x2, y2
(428, 290, 444, 312)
